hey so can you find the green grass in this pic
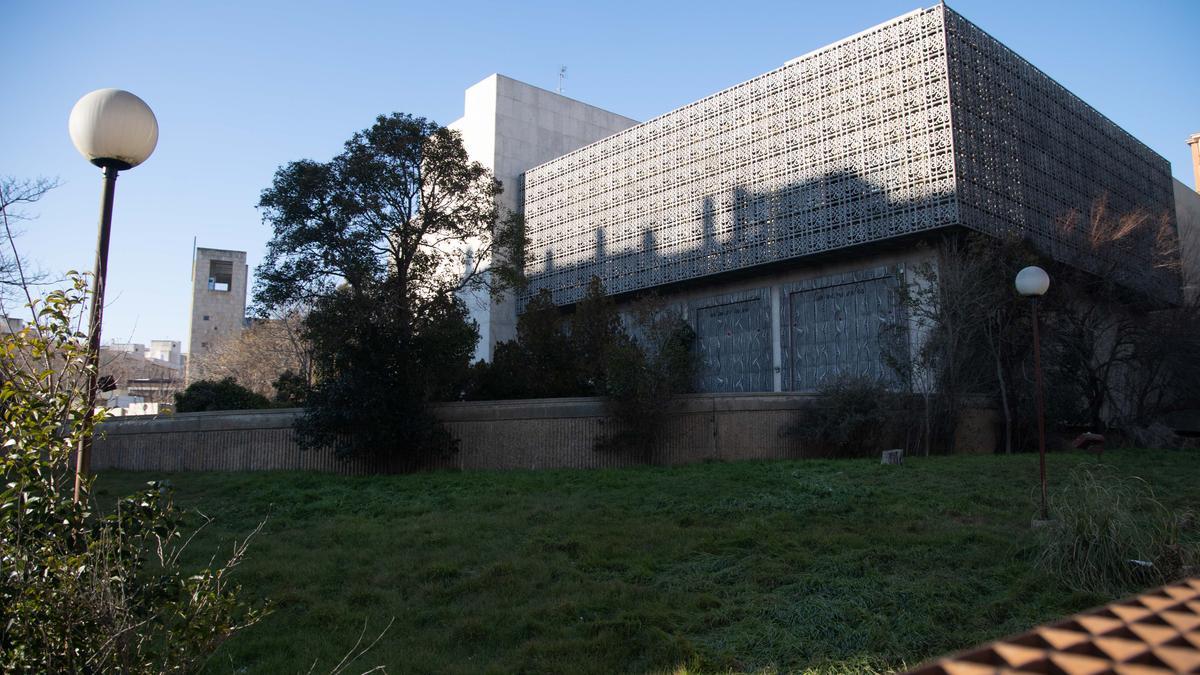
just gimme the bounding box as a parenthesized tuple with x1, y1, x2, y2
(95, 448, 1199, 674)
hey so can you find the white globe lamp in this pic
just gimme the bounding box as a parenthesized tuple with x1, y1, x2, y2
(67, 88, 158, 502)
(1015, 266, 1050, 297)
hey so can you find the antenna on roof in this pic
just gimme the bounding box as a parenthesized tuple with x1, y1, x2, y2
(558, 66, 567, 94)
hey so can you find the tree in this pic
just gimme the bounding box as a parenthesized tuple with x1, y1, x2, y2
(889, 233, 1041, 455)
(1042, 196, 1182, 432)
(255, 113, 519, 463)
(464, 289, 582, 400)
(203, 305, 312, 400)
(465, 278, 698, 456)
(0, 176, 56, 312)
(887, 196, 1187, 454)
(595, 296, 697, 457)
(464, 278, 626, 401)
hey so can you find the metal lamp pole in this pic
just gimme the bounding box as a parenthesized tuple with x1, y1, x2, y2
(68, 89, 158, 502)
(1016, 266, 1051, 521)
(74, 165, 121, 501)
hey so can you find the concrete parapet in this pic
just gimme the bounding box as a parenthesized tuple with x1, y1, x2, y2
(92, 394, 996, 474)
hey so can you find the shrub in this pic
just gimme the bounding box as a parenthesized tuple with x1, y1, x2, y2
(786, 375, 903, 458)
(463, 289, 587, 401)
(596, 306, 697, 457)
(296, 290, 476, 465)
(272, 369, 311, 406)
(0, 275, 266, 672)
(1034, 465, 1199, 596)
(174, 376, 273, 412)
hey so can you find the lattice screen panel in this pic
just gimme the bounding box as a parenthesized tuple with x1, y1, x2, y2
(688, 289, 773, 393)
(781, 267, 904, 392)
(943, 8, 1180, 303)
(523, 7, 957, 306)
(521, 5, 1179, 308)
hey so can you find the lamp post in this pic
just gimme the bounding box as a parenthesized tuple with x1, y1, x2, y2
(1015, 265, 1051, 521)
(68, 89, 158, 502)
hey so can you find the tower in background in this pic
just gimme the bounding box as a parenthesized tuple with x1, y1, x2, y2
(186, 247, 247, 383)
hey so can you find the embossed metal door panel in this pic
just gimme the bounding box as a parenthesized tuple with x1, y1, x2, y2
(787, 276, 898, 391)
(694, 300, 772, 393)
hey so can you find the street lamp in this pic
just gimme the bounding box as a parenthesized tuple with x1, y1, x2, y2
(68, 89, 158, 502)
(1015, 265, 1050, 521)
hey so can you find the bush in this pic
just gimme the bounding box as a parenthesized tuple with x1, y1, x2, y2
(463, 289, 587, 401)
(596, 305, 697, 457)
(1, 275, 266, 672)
(786, 375, 903, 458)
(297, 289, 477, 465)
(1034, 465, 1199, 596)
(174, 376, 274, 412)
(271, 369, 311, 406)
(465, 279, 699, 457)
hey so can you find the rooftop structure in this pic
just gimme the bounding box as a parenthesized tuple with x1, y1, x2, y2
(452, 5, 1187, 393)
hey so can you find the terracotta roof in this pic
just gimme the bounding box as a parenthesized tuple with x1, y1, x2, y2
(906, 578, 1200, 674)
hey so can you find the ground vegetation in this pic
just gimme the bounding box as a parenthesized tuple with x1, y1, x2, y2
(95, 448, 1198, 674)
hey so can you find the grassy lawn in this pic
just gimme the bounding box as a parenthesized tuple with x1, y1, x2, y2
(96, 448, 1198, 674)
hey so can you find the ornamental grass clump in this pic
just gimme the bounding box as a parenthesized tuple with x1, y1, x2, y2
(1034, 464, 1198, 597)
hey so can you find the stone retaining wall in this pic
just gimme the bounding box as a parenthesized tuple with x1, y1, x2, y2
(92, 394, 998, 474)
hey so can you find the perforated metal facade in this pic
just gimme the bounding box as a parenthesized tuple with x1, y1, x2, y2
(523, 6, 956, 306)
(944, 10, 1179, 302)
(521, 4, 1179, 308)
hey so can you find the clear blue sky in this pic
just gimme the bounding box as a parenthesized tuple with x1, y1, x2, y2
(3, 0, 1197, 349)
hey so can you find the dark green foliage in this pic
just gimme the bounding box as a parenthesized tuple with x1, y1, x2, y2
(786, 375, 904, 457)
(1, 275, 264, 673)
(571, 276, 624, 393)
(596, 305, 697, 456)
(271, 369, 310, 406)
(255, 112, 514, 463)
(464, 290, 584, 400)
(175, 377, 273, 412)
(94, 448, 1199, 674)
(465, 278, 698, 455)
(297, 289, 477, 464)
(464, 279, 626, 401)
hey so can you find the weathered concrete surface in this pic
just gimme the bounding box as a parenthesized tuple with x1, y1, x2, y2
(92, 394, 999, 474)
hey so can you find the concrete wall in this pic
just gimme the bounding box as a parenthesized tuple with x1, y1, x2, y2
(1175, 178, 1200, 303)
(91, 393, 999, 474)
(605, 246, 937, 393)
(449, 74, 638, 361)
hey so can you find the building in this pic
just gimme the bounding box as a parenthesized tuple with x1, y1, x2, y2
(147, 339, 183, 368)
(99, 340, 185, 412)
(186, 247, 248, 382)
(450, 75, 639, 361)
(1180, 135, 1200, 303)
(458, 4, 1190, 393)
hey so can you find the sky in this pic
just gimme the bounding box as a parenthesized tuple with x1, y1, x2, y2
(3, 0, 1198, 350)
